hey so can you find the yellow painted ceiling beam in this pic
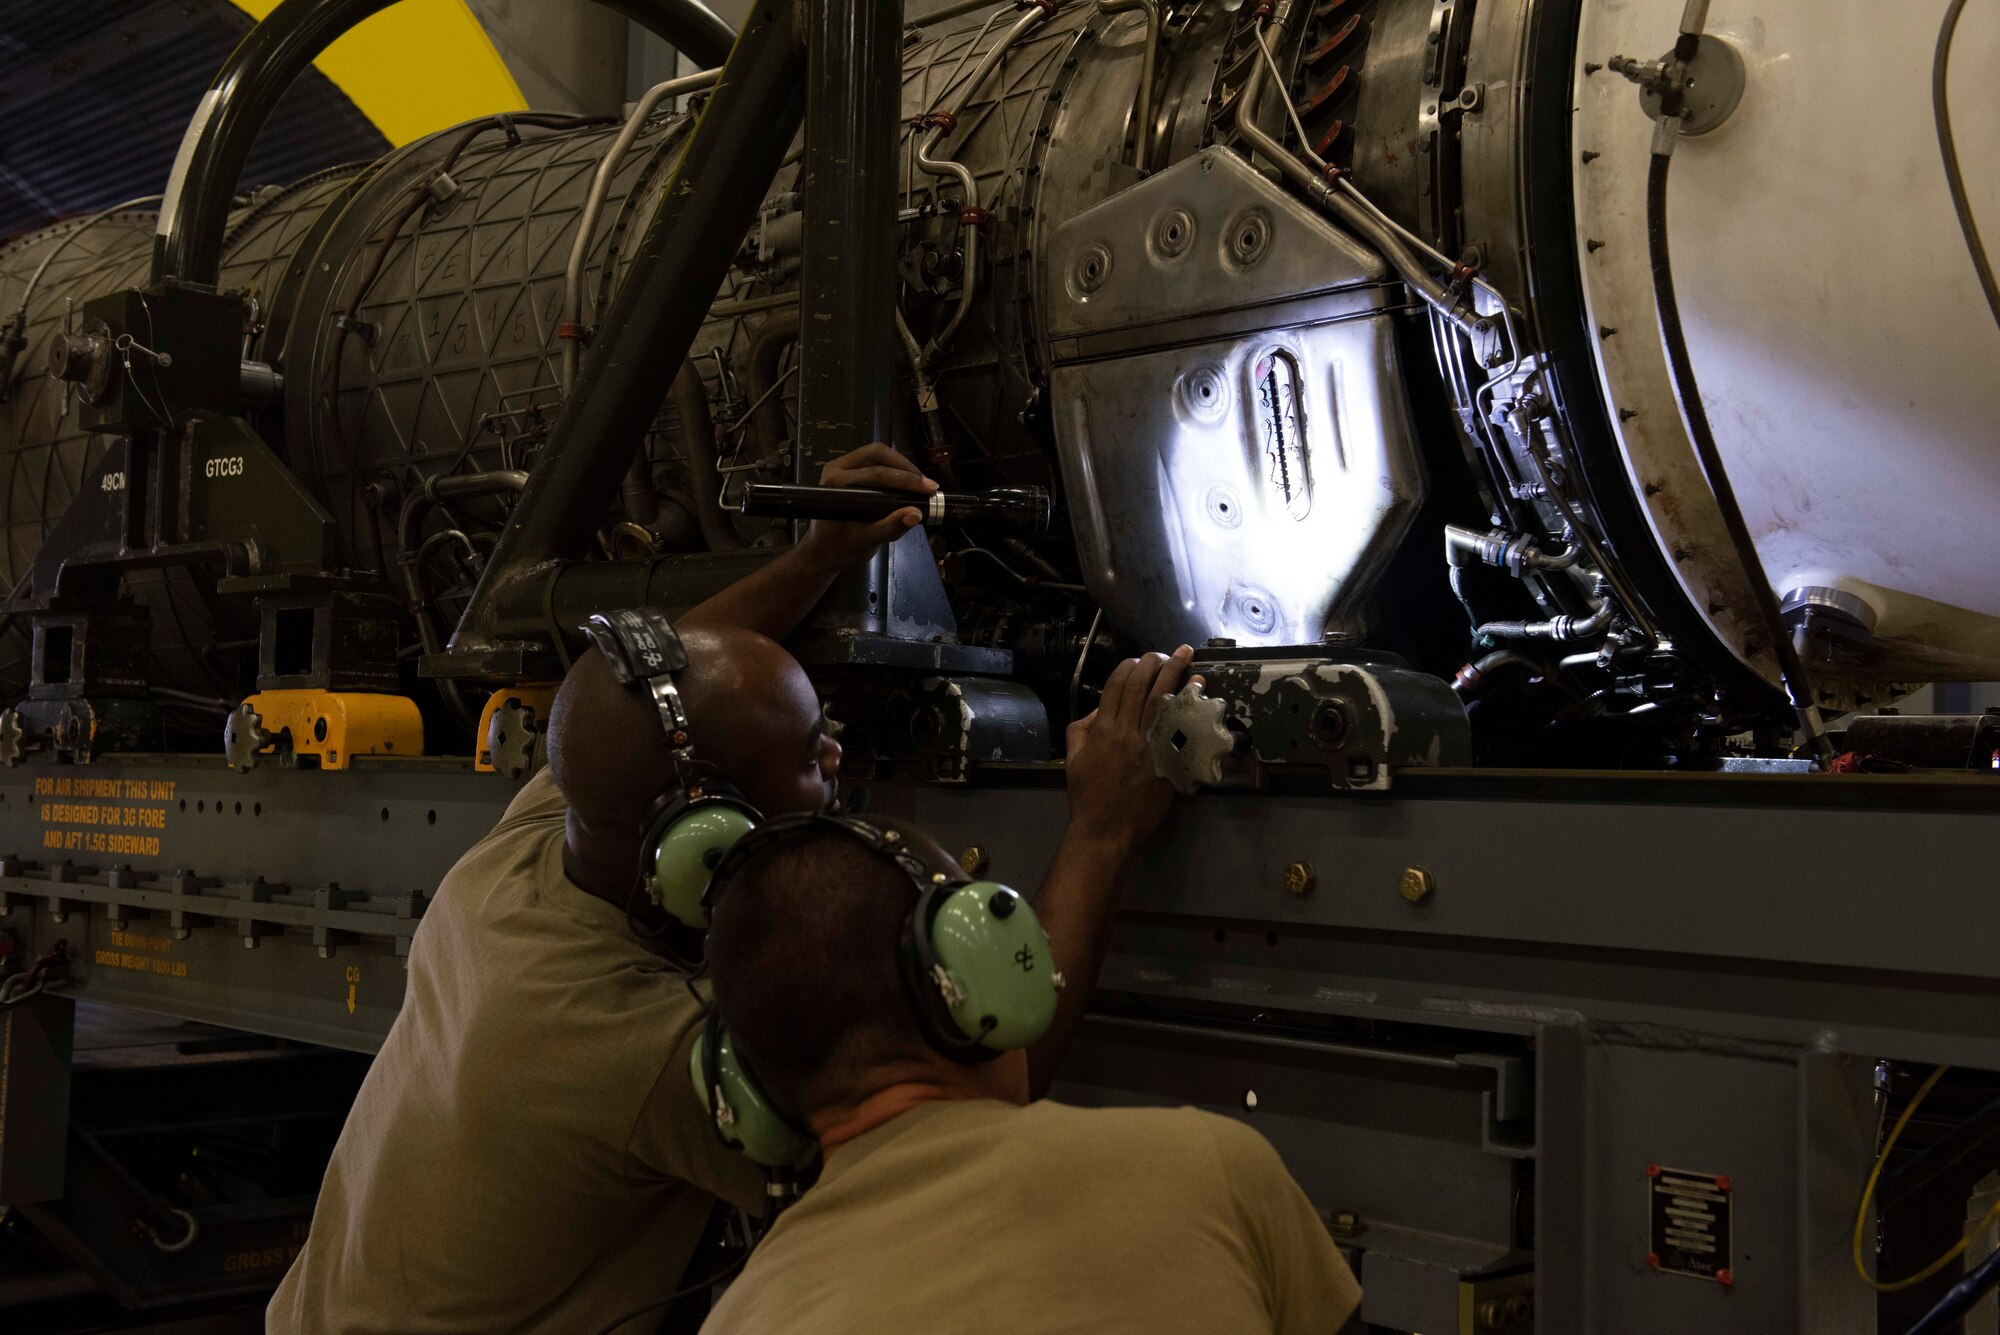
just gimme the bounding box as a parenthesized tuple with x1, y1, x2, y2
(226, 0, 528, 147)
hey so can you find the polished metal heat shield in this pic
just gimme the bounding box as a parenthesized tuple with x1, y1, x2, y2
(1044, 147, 1418, 650)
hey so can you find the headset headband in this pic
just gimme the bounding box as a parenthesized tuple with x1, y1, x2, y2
(583, 608, 708, 793)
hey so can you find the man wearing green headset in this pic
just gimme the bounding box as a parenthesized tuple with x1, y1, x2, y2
(696, 811, 1363, 1334)
(269, 444, 1193, 1334)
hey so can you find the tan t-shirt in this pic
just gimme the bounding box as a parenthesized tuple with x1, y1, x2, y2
(268, 771, 763, 1335)
(701, 1098, 1362, 1334)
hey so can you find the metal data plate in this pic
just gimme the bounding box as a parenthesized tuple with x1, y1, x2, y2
(1044, 149, 1422, 651)
(1648, 1167, 1733, 1285)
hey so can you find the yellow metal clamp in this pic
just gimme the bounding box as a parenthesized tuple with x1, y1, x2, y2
(475, 685, 558, 774)
(237, 690, 424, 771)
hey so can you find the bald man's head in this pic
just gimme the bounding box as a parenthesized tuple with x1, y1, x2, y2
(548, 623, 841, 900)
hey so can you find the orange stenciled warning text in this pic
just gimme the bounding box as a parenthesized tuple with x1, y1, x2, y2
(93, 928, 189, 980)
(35, 775, 175, 857)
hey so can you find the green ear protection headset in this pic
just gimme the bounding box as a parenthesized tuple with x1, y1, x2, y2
(691, 812, 1065, 1169)
(580, 608, 760, 929)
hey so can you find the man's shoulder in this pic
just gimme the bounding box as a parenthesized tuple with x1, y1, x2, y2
(977, 1099, 1243, 1161)
(421, 818, 558, 931)
(426, 771, 571, 915)
(497, 767, 568, 826)
(1016, 1101, 1288, 1182)
(1018, 1098, 1231, 1135)
(409, 775, 669, 1017)
(714, 1101, 1306, 1335)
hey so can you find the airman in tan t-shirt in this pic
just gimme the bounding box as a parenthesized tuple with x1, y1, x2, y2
(700, 1097, 1362, 1334)
(267, 772, 763, 1334)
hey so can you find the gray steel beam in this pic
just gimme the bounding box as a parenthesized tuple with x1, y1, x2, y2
(0, 758, 517, 1052)
(0, 761, 1997, 1062)
(2, 757, 1993, 1332)
(892, 779, 2000, 997)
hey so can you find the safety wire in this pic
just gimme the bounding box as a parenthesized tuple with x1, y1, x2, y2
(1851, 1064, 2000, 1293)
(120, 292, 175, 426)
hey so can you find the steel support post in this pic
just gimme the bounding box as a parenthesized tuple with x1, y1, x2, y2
(798, 0, 903, 472)
(449, 2, 806, 656)
(794, 0, 958, 644)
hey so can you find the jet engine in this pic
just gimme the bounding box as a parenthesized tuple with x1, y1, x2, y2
(2, 0, 1995, 779)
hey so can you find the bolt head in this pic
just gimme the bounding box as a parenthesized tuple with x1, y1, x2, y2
(1282, 861, 1316, 896)
(1325, 1209, 1365, 1239)
(959, 845, 990, 876)
(1398, 866, 1434, 903)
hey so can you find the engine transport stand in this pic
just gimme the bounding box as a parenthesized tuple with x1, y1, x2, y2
(0, 756, 1995, 1334)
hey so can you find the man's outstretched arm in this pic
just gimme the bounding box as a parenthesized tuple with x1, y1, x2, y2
(1024, 646, 1193, 1097)
(680, 444, 935, 640)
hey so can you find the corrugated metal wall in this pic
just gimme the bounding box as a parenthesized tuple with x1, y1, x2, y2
(0, 0, 388, 240)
